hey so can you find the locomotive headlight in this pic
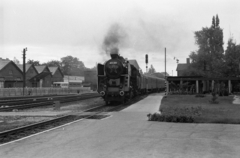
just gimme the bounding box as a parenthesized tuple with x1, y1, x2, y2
(119, 91, 124, 96)
(100, 91, 105, 96)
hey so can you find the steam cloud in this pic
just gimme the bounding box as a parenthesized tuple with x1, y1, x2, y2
(102, 23, 128, 55)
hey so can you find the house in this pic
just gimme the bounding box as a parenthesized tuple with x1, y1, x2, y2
(64, 75, 84, 83)
(16, 64, 39, 87)
(176, 58, 190, 76)
(30, 65, 52, 87)
(48, 67, 64, 83)
(0, 60, 23, 88)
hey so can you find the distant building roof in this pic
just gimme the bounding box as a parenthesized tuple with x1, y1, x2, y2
(129, 60, 140, 70)
(48, 67, 58, 75)
(176, 63, 189, 71)
(0, 60, 10, 71)
(0, 60, 23, 75)
(16, 64, 32, 72)
(29, 72, 52, 81)
(35, 65, 48, 73)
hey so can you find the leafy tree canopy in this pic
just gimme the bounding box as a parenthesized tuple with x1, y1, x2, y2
(188, 15, 224, 77)
(61, 56, 85, 76)
(27, 59, 41, 66)
(224, 38, 240, 77)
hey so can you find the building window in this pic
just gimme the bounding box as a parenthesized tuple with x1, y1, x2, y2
(0, 82, 3, 88)
(9, 70, 13, 75)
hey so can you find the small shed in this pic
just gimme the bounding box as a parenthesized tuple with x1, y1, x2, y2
(49, 67, 64, 83)
(0, 60, 23, 88)
(30, 65, 52, 87)
(17, 64, 38, 87)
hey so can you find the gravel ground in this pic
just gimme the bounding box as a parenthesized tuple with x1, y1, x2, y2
(0, 97, 105, 132)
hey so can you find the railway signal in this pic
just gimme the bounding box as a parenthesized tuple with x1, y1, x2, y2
(145, 54, 148, 72)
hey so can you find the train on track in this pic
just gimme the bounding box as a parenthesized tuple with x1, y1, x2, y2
(97, 48, 165, 105)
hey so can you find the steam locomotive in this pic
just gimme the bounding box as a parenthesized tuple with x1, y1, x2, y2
(97, 48, 165, 105)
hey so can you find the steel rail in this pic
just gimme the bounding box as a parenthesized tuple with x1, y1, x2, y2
(0, 93, 100, 111)
(0, 104, 117, 144)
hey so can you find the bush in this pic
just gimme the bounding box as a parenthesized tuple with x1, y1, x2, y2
(195, 94, 205, 97)
(148, 113, 195, 123)
(209, 92, 218, 104)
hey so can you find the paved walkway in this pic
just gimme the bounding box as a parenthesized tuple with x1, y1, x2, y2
(1, 93, 240, 158)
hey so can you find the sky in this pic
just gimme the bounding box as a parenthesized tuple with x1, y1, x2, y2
(1, 0, 240, 76)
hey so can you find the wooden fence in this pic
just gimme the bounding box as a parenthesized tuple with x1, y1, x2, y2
(0, 87, 92, 97)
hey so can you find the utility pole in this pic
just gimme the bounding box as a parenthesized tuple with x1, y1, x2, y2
(165, 48, 166, 78)
(23, 48, 27, 95)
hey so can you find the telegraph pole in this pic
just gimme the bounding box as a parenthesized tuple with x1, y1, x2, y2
(23, 48, 27, 95)
(165, 48, 166, 78)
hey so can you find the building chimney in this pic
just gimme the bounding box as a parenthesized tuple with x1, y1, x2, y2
(186, 58, 190, 64)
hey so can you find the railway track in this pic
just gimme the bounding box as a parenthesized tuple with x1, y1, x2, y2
(0, 93, 100, 111)
(0, 94, 147, 145)
(0, 104, 125, 144)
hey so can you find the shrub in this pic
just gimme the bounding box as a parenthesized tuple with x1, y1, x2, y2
(195, 94, 205, 97)
(209, 92, 219, 104)
(148, 106, 203, 123)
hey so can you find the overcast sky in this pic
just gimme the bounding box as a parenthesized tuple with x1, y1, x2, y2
(1, 0, 240, 76)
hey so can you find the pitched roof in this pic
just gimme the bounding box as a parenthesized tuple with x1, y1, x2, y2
(48, 66, 64, 77)
(176, 64, 189, 71)
(35, 65, 49, 73)
(0, 60, 23, 74)
(48, 67, 58, 75)
(29, 72, 52, 81)
(0, 60, 10, 71)
(16, 64, 32, 72)
(129, 60, 140, 70)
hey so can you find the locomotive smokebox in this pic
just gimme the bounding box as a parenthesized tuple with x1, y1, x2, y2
(110, 47, 119, 59)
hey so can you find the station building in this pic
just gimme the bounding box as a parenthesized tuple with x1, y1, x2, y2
(166, 58, 240, 94)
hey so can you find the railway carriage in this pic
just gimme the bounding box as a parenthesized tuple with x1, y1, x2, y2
(97, 48, 165, 105)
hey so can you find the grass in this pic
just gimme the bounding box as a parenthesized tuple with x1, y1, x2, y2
(160, 94, 240, 124)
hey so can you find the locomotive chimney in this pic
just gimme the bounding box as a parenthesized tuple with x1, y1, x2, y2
(110, 47, 119, 59)
(186, 58, 190, 64)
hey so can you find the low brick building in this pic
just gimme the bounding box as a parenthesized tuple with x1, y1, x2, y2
(30, 65, 52, 87)
(17, 64, 39, 87)
(176, 58, 190, 76)
(0, 60, 23, 88)
(49, 67, 64, 84)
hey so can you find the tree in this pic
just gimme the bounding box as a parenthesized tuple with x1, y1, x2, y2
(61, 56, 85, 76)
(216, 14, 220, 27)
(13, 57, 20, 64)
(27, 59, 41, 66)
(148, 65, 156, 74)
(42, 60, 61, 67)
(160, 72, 170, 77)
(188, 15, 224, 77)
(224, 38, 240, 77)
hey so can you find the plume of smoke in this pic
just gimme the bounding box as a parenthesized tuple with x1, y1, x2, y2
(102, 23, 128, 55)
